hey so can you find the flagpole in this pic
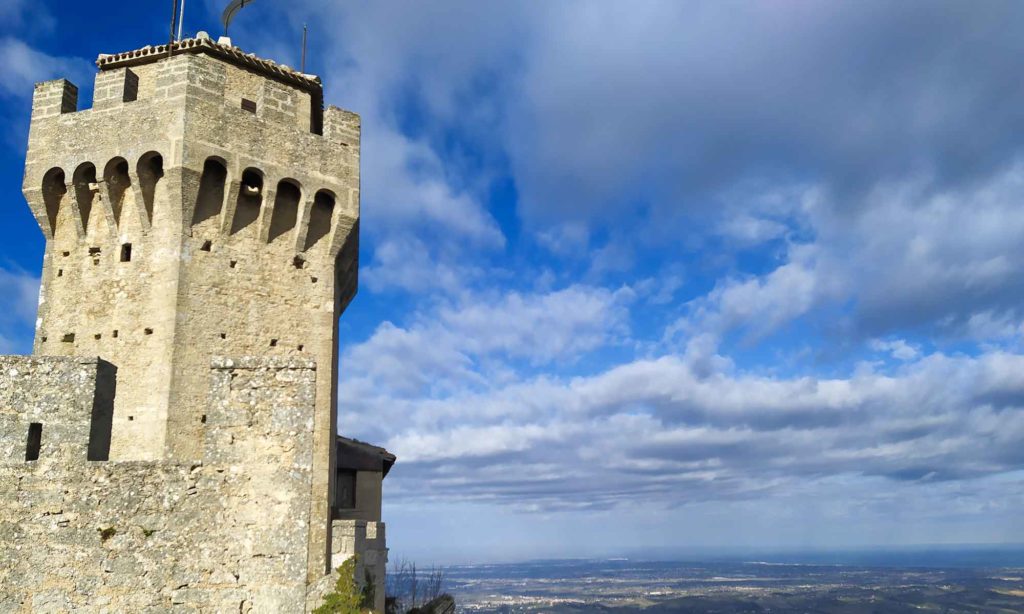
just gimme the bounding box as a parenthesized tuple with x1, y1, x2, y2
(177, 0, 186, 40)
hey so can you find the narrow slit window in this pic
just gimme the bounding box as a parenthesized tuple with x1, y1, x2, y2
(25, 423, 42, 461)
(123, 68, 139, 102)
(120, 243, 132, 262)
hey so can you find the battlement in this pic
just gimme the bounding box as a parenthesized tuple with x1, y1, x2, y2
(30, 34, 350, 136)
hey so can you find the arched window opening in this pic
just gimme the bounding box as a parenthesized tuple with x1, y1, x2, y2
(72, 162, 97, 231)
(136, 152, 164, 221)
(268, 180, 301, 243)
(192, 158, 228, 228)
(304, 190, 335, 250)
(230, 168, 264, 235)
(103, 158, 130, 226)
(41, 168, 66, 236)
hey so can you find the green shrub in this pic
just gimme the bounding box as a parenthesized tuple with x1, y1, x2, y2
(314, 556, 364, 614)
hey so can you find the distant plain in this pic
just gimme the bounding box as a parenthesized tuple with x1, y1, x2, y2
(445, 550, 1024, 613)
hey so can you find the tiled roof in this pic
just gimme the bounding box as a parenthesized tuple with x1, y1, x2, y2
(96, 34, 322, 92)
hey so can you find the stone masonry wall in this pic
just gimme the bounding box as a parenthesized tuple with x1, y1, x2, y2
(329, 520, 388, 613)
(0, 355, 321, 613)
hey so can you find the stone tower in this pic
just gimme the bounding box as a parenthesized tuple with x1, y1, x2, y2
(24, 34, 359, 465)
(0, 35, 375, 612)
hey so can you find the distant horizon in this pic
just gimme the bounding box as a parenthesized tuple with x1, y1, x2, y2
(389, 543, 1024, 569)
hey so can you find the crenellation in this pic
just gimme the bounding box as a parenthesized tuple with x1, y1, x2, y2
(31, 79, 78, 120)
(93, 68, 139, 111)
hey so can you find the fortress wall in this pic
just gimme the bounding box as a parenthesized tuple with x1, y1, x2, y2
(0, 356, 320, 613)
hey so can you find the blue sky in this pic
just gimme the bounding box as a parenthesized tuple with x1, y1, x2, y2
(3, 0, 1024, 563)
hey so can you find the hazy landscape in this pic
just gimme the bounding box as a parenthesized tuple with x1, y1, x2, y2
(443, 551, 1024, 613)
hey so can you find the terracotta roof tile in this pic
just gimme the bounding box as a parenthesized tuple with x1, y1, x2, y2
(96, 35, 322, 92)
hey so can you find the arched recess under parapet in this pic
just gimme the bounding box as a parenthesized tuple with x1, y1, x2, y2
(137, 151, 164, 222)
(303, 189, 334, 251)
(268, 179, 301, 244)
(103, 157, 131, 227)
(72, 162, 97, 232)
(41, 167, 66, 237)
(230, 167, 264, 236)
(192, 157, 228, 228)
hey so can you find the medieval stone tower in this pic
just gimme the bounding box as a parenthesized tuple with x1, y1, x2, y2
(0, 34, 387, 612)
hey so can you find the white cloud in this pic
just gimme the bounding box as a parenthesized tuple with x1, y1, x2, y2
(437, 285, 634, 364)
(361, 124, 505, 247)
(0, 37, 92, 98)
(343, 283, 633, 405)
(0, 265, 40, 354)
(348, 346, 1024, 515)
(869, 338, 920, 361)
(361, 234, 483, 295)
(671, 243, 837, 345)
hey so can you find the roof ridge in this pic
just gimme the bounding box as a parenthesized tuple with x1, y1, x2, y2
(96, 35, 322, 91)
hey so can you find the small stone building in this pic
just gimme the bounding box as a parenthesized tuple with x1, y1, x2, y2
(332, 437, 395, 606)
(0, 33, 390, 612)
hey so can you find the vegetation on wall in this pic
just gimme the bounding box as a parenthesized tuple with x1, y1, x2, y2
(314, 556, 370, 614)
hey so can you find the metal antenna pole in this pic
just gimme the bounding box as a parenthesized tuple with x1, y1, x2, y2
(169, 0, 180, 56)
(177, 0, 186, 41)
(301, 24, 308, 73)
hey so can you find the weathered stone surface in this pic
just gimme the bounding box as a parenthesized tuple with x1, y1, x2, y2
(1, 356, 317, 612)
